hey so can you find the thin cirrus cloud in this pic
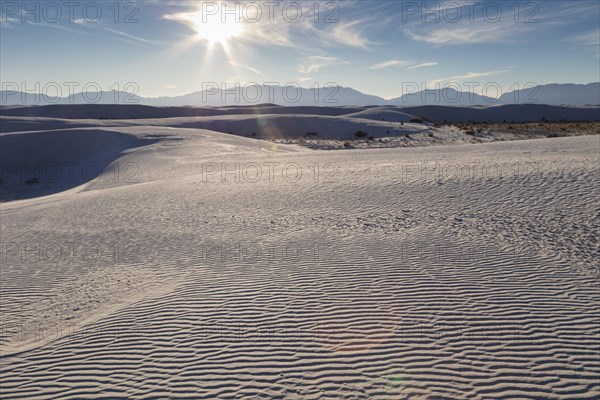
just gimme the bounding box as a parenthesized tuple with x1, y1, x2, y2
(403, 1, 599, 46)
(228, 61, 262, 75)
(298, 56, 349, 74)
(163, 2, 372, 50)
(104, 27, 159, 47)
(401, 1, 535, 46)
(326, 20, 372, 49)
(369, 60, 413, 70)
(0, 16, 19, 29)
(563, 29, 600, 57)
(369, 60, 437, 70)
(406, 24, 520, 45)
(570, 29, 600, 46)
(406, 62, 439, 70)
(428, 70, 508, 86)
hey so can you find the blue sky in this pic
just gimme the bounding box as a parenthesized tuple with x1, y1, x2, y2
(1, 0, 599, 99)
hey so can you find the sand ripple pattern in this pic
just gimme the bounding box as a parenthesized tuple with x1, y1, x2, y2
(1, 135, 599, 399)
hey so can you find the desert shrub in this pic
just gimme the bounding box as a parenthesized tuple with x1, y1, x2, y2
(465, 130, 476, 136)
(400, 121, 404, 126)
(306, 131, 318, 137)
(403, 133, 411, 139)
(409, 117, 424, 123)
(343, 142, 352, 148)
(547, 133, 560, 138)
(368, 136, 375, 141)
(354, 130, 368, 138)
(428, 133, 435, 138)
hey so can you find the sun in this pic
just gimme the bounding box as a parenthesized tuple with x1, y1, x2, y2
(194, 15, 243, 46)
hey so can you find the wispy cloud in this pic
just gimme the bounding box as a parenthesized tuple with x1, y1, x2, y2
(402, 0, 535, 45)
(369, 60, 413, 70)
(163, 1, 372, 50)
(569, 29, 600, 46)
(406, 62, 438, 70)
(369, 60, 438, 70)
(104, 28, 158, 46)
(0, 16, 19, 29)
(404, 0, 600, 46)
(327, 20, 372, 49)
(229, 61, 262, 75)
(298, 56, 348, 74)
(406, 25, 518, 45)
(563, 28, 600, 57)
(428, 70, 507, 86)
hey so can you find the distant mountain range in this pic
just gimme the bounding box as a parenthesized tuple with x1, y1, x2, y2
(2, 83, 598, 107)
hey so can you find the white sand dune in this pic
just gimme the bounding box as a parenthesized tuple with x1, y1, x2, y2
(143, 114, 429, 140)
(342, 107, 417, 123)
(2, 103, 599, 123)
(0, 104, 364, 119)
(1, 110, 598, 399)
(398, 104, 600, 122)
(0, 129, 158, 201)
